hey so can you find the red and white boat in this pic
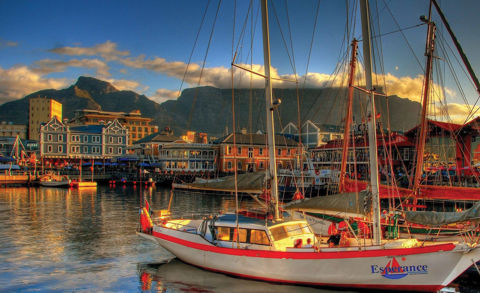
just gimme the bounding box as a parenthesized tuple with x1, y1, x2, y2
(137, 0, 480, 291)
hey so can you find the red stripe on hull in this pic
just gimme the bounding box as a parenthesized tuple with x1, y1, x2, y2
(152, 230, 455, 259)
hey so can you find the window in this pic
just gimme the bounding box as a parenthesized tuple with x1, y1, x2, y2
(227, 161, 232, 169)
(270, 226, 289, 241)
(58, 135, 63, 142)
(109, 137, 114, 143)
(248, 147, 253, 158)
(47, 134, 52, 141)
(259, 148, 264, 155)
(118, 137, 122, 144)
(71, 146, 80, 153)
(117, 147, 122, 154)
(227, 146, 232, 154)
(71, 135, 80, 142)
(250, 230, 270, 245)
(58, 145, 63, 153)
(47, 145, 52, 152)
(237, 147, 242, 154)
(93, 136, 100, 143)
(216, 227, 230, 241)
(132, 126, 136, 131)
(108, 147, 113, 154)
(259, 161, 265, 169)
(83, 135, 88, 142)
(237, 161, 242, 170)
(84, 146, 88, 153)
(277, 149, 282, 156)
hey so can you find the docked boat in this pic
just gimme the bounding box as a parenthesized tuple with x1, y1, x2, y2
(39, 173, 70, 187)
(137, 0, 480, 291)
(70, 180, 97, 188)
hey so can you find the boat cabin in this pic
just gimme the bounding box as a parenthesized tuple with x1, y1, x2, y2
(199, 214, 315, 251)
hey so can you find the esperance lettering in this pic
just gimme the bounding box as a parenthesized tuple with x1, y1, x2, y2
(371, 264, 428, 274)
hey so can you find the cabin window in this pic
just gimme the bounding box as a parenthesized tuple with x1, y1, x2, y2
(216, 227, 230, 241)
(232, 228, 248, 243)
(270, 226, 289, 241)
(250, 229, 269, 245)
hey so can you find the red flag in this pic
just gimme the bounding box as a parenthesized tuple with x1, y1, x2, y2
(144, 199, 150, 212)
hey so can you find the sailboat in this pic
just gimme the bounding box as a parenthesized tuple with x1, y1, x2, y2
(137, 0, 480, 291)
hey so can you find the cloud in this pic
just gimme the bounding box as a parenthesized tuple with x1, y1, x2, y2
(0, 66, 68, 104)
(34, 58, 111, 77)
(49, 40, 129, 61)
(0, 40, 18, 47)
(150, 88, 181, 104)
(106, 78, 145, 92)
(431, 102, 480, 124)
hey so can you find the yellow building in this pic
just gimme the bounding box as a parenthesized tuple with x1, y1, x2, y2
(68, 109, 158, 145)
(29, 97, 62, 141)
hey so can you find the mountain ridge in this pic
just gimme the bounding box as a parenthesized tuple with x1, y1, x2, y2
(0, 76, 421, 137)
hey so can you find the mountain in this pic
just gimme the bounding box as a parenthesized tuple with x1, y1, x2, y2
(0, 76, 167, 124)
(0, 77, 421, 137)
(157, 86, 422, 137)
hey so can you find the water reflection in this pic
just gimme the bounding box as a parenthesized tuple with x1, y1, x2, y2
(137, 259, 343, 293)
(0, 186, 476, 292)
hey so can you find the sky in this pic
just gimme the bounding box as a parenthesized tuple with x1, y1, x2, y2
(1, 0, 480, 123)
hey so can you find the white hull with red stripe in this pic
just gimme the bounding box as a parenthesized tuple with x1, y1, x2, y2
(139, 221, 480, 292)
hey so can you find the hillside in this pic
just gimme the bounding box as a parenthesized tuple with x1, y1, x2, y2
(0, 77, 421, 137)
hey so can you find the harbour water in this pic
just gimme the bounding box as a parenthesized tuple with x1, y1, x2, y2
(0, 185, 477, 292)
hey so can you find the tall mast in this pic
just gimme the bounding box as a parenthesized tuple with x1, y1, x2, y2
(412, 4, 436, 199)
(261, 0, 280, 220)
(339, 39, 358, 193)
(360, 0, 381, 245)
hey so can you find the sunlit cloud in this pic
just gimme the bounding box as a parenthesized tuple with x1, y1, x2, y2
(106, 78, 146, 93)
(49, 40, 129, 61)
(431, 102, 480, 124)
(150, 88, 181, 104)
(0, 66, 68, 104)
(34, 58, 111, 77)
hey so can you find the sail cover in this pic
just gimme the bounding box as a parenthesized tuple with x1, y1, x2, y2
(179, 172, 265, 194)
(283, 190, 372, 216)
(405, 201, 480, 226)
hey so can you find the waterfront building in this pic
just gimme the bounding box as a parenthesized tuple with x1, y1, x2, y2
(216, 132, 298, 173)
(68, 109, 158, 145)
(311, 131, 414, 180)
(40, 117, 128, 160)
(0, 136, 38, 157)
(29, 97, 62, 141)
(158, 141, 217, 173)
(131, 129, 178, 157)
(0, 122, 27, 139)
(282, 120, 343, 148)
